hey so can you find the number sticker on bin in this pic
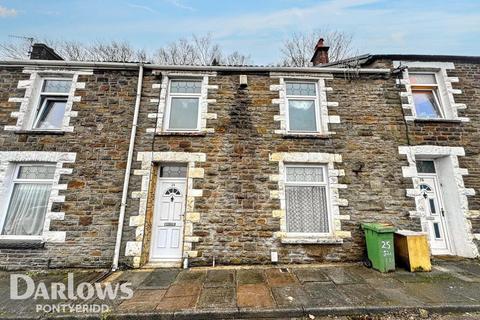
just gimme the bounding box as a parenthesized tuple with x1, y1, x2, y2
(382, 240, 393, 257)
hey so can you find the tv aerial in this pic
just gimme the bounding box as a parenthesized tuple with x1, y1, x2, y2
(8, 35, 35, 56)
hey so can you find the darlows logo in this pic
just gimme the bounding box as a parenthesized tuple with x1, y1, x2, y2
(10, 273, 133, 301)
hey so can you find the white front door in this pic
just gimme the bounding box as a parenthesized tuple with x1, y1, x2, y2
(150, 179, 186, 262)
(418, 175, 451, 255)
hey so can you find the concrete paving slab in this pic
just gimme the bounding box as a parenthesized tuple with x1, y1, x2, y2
(403, 280, 477, 304)
(174, 270, 206, 283)
(111, 270, 156, 289)
(156, 295, 197, 311)
(117, 289, 166, 312)
(322, 267, 365, 284)
(292, 268, 330, 283)
(237, 284, 275, 308)
(337, 283, 391, 306)
(237, 269, 265, 285)
(271, 285, 312, 307)
(204, 270, 235, 288)
(140, 270, 179, 289)
(197, 286, 235, 308)
(393, 269, 455, 285)
(303, 282, 351, 306)
(164, 282, 201, 297)
(265, 268, 297, 287)
(363, 277, 425, 306)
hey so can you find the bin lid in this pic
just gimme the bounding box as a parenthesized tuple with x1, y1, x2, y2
(361, 222, 396, 233)
(395, 229, 427, 236)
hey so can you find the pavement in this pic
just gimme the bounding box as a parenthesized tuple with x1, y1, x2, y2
(1, 259, 480, 319)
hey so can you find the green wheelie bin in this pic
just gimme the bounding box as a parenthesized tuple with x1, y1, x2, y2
(361, 223, 396, 272)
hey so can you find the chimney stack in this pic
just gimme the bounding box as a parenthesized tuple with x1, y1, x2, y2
(29, 43, 63, 60)
(310, 38, 329, 66)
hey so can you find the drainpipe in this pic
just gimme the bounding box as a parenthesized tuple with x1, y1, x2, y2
(112, 64, 144, 271)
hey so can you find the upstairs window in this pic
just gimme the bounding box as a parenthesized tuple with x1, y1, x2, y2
(285, 82, 321, 133)
(409, 73, 443, 119)
(165, 79, 202, 131)
(285, 165, 331, 234)
(32, 78, 72, 130)
(1, 164, 55, 236)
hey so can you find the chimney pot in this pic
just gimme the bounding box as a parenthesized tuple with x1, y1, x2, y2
(311, 37, 329, 66)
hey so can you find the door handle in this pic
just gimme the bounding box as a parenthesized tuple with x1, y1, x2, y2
(441, 209, 445, 217)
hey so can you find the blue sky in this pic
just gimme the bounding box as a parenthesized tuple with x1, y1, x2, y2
(0, 0, 479, 64)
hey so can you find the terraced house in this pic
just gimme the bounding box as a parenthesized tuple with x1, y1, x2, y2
(0, 42, 479, 270)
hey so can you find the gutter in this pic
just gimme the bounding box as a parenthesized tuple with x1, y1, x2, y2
(0, 59, 391, 74)
(111, 64, 144, 271)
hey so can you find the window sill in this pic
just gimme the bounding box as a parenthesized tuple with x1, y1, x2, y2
(413, 118, 463, 124)
(14, 130, 65, 135)
(156, 131, 207, 137)
(281, 236, 343, 244)
(0, 236, 45, 249)
(281, 133, 332, 139)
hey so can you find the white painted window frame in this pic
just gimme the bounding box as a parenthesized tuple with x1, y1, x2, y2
(409, 71, 445, 119)
(164, 78, 203, 132)
(284, 163, 333, 237)
(0, 163, 56, 239)
(284, 81, 322, 133)
(29, 77, 73, 131)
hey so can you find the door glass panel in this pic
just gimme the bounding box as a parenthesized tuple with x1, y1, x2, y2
(288, 100, 316, 131)
(416, 160, 436, 173)
(160, 165, 187, 178)
(433, 223, 441, 239)
(429, 199, 436, 214)
(419, 184, 432, 191)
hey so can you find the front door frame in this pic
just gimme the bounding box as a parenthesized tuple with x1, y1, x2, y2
(148, 172, 187, 266)
(417, 170, 452, 255)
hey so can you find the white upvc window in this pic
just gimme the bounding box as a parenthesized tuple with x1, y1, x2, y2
(164, 79, 203, 131)
(30, 78, 73, 130)
(284, 164, 332, 236)
(285, 81, 322, 133)
(0, 163, 56, 237)
(409, 72, 445, 119)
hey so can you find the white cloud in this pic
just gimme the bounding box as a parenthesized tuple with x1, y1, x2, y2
(127, 3, 156, 13)
(0, 5, 17, 17)
(164, 0, 194, 11)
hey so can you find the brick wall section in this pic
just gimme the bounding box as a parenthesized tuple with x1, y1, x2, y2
(0, 67, 138, 269)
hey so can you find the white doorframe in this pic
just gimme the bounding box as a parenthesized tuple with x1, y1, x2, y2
(418, 171, 452, 255)
(149, 174, 187, 266)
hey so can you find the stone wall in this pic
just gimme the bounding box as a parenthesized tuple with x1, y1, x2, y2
(124, 69, 423, 267)
(1, 60, 478, 270)
(0, 67, 138, 269)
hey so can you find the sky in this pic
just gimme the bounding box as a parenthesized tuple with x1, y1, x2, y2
(0, 0, 479, 64)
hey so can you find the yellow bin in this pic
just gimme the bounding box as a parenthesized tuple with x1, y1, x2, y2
(394, 230, 431, 272)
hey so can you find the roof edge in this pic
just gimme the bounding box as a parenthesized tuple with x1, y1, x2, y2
(0, 59, 390, 74)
